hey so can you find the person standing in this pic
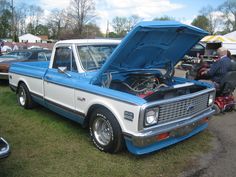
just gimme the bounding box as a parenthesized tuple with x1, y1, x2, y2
(0, 41, 5, 55)
(12, 42, 19, 50)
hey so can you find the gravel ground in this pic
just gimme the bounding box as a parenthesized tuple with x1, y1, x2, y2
(175, 69, 236, 177)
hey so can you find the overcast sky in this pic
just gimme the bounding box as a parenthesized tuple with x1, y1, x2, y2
(16, 0, 225, 33)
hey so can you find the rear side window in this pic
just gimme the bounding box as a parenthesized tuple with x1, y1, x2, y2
(52, 47, 77, 72)
(18, 52, 31, 59)
(38, 52, 47, 61)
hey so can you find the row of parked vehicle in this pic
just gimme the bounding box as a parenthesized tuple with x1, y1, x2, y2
(0, 48, 52, 159)
(0, 49, 52, 80)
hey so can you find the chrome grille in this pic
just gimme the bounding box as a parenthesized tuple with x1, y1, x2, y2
(158, 94, 209, 124)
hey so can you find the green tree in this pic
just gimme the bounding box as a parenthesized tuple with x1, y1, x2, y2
(26, 23, 35, 34)
(200, 5, 220, 34)
(0, 0, 12, 38)
(81, 23, 103, 38)
(112, 17, 128, 37)
(67, 0, 96, 38)
(108, 32, 119, 38)
(35, 24, 49, 36)
(218, 0, 236, 32)
(46, 9, 65, 39)
(0, 9, 12, 38)
(191, 15, 210, 31)
(111, 15, 141, 38)
(127, 15, 142, 31)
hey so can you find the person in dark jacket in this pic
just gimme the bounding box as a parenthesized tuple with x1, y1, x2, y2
(201, 47, 232, 85)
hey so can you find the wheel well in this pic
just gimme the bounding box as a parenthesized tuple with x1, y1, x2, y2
(16, 81, 26, 93)
(83, 104, 112, 128)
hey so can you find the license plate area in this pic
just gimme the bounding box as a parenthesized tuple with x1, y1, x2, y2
(170, 122, 199, 138)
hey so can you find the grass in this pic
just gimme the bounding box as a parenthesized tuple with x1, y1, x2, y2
(0, 82, 213, 177)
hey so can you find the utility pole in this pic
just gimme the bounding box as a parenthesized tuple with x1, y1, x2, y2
(106, 20, 109, 38)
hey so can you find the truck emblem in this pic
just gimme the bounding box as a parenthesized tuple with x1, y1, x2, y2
(187, 104, 194, 112)
(77, 97, 86, 102)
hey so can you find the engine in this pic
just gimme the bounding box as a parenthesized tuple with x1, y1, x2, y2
(109, 72, 167, 98)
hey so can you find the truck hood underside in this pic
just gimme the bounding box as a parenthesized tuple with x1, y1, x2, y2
(93, 21, 208, 84)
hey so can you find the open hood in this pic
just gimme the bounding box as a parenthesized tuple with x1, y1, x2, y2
(93, 21, 208, 84)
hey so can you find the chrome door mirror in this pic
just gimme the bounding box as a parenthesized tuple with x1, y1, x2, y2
(57, 67, 71, 78)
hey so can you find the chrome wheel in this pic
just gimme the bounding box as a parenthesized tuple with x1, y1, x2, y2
(17, 83, 35, 109)
(89, 109, 124, 153)
(93, 116, 113, 146)
(19, 87, 26, 106)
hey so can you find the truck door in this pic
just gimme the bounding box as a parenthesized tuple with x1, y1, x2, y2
(43, 46, 78, 115)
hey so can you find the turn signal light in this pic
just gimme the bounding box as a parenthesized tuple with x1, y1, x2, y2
(156, 132, 170, 141)
(200, 117, 209, 123)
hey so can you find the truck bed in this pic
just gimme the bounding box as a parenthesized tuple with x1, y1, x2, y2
(9, 61, 49, 79)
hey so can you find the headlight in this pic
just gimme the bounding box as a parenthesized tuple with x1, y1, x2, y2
(208, 93, 215, 106)
(145, 107, 159, 126)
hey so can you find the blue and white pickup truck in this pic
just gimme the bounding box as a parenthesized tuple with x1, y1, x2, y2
(9, 21, 215, 155)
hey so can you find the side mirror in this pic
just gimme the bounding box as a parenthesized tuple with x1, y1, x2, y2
(57, 67, 71, 78)
(0, 137, 10, 159)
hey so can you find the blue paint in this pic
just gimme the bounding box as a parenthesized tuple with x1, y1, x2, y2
(31, 94, 46, 106)
(46, 102, 85, 125)
(174, 77, 214, 88)
(125, 123, 208, 155)
(10, 61, 49, 79)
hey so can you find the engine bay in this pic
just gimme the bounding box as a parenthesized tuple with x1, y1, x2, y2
(109, 72, 168, 98)
(102, 70, 207, 102)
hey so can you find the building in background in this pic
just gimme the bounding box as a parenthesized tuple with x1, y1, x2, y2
(19, 34, 49, 43)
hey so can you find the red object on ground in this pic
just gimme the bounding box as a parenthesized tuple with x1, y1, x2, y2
(215, 95, 235, 111)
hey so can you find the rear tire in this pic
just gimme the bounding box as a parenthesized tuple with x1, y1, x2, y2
(17, 83, 35, 109)
(89, 108, 124, 153)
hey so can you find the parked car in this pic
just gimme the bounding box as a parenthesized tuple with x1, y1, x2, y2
(186, 42, 205, 57)
(0, 49, 52, 80)
(9, 21, 215, 155)
(0, 137, 10, 159)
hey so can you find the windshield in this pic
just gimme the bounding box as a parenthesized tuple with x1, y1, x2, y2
(77, 45, 118, 71)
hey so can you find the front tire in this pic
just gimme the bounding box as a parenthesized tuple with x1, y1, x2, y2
(17, 83, 34, 109)
(89, 108, 124, 153)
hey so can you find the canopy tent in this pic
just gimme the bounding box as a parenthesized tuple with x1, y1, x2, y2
(201, 35, 236, 42)
(224, 31, 236, 41)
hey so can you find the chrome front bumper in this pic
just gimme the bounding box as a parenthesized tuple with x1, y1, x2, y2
(0, 137, 10, 158)
(125, 108, 215, 147)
